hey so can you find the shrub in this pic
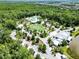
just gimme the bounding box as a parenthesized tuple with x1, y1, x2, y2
(38, 44, 46, 53)
(29, 48, 35, 55)
(35, 54, 41, 59)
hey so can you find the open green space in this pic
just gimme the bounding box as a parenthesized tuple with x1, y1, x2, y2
(29, 24, 45, 32)
(72, 31, 79, 37)
(60, 46, 74, 59)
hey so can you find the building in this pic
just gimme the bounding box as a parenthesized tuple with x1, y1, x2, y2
(25, 16, 40, 23)
(51, 30, 72, 46)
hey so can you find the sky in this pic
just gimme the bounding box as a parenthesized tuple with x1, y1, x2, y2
(0, 0, 79, 2)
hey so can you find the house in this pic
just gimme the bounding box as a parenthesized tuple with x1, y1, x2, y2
(54, 53, 67, 59)
(51, 30, 72, 46)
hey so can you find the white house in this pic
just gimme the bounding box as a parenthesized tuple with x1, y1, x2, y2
(51, 30, 72, 46)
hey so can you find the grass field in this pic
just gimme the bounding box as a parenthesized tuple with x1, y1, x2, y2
(61, 46, 74, 59)
(29, 24, 45, 32)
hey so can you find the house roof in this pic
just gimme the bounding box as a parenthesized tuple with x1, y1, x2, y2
(52, 30, 72, 46)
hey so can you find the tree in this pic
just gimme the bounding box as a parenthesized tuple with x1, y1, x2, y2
(35, 54, 41, 59)
(48, 38, 54, 47)
(61, 39, 68, 46)
(0, 44, 11, 59)
(48, 38, 51, 44)
(0, 39, 34, 59)
(51, 47, 63, 55)
(40, 31, 47, 38)
(4, 19, 16, 30)
(27, 36, 31, 41)
(32, 38, 40, 45)
(32, 40, 36, 45)
(36, 38, 40, 43)
(0, 29, 12, 44)
(31, 35, 35, 40)
(38, 44, 46, 53)
(29, 48, 35, 55)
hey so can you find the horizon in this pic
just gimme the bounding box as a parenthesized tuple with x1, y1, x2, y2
(0, 0, 79, 2)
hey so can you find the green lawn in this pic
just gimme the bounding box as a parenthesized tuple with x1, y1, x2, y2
(61, 46, 74, 59)
(72, 26, 79, 37)
(72, 31, 79, 37)
(29, 24, 45, 32)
